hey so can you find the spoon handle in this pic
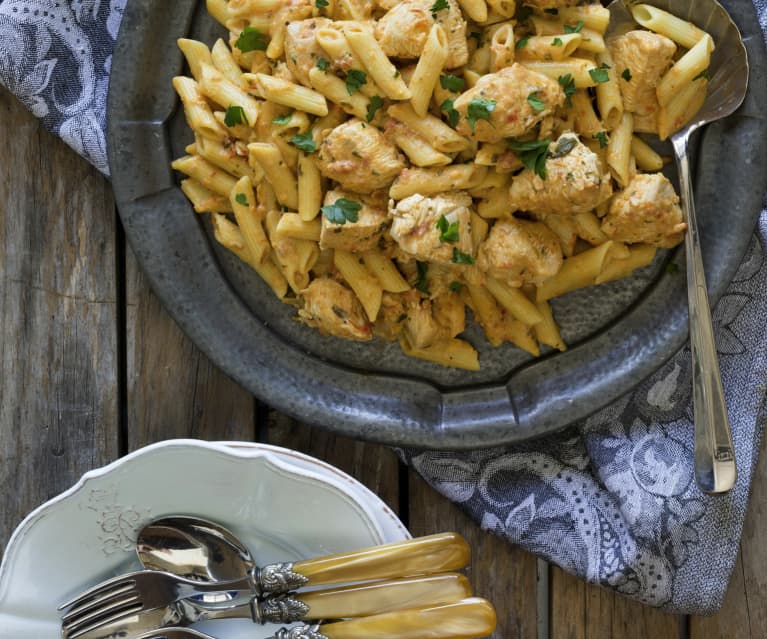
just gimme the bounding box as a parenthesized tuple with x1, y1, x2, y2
(672, 131, 737, 494)
(270, 597, 497, 639)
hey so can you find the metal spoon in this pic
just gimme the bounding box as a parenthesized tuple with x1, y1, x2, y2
(606, 0, 748, 494)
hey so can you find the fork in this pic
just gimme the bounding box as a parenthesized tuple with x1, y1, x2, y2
(59, 569, 252, 639)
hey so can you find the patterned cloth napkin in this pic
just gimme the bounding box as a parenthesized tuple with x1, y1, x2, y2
(2, 0, 765, 615)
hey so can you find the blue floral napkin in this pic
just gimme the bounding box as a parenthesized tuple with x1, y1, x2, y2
(2, 0, 765, 614)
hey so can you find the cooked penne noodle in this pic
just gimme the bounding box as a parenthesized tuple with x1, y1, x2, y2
(657, 77, 707, 140)
(516, 34, 582, 62)
(178, 39, 213, 81)
(390, 164, 487, 199)
(343, 23, 411, 100)
(519, 59, 599, 87)
(595, 49, 623, 130)
(314, 28, 383, 98)
(574, 212, 609, 245)
(542, 215, 578, 257)
(227, 0, 284, 14)
(558, 5, 611, 34)
(195, 134, 256, 180)
(474, 142, 506, 166)
(468, 42, 491, 76)
(485, 0, 515, 18)
(486, 277, 544, 326)
(536, 241, 617, 301)
(230, 176, 271, 265)
(631, 135, 664, 171)
(400, 337, 480, 371)
(656, 34, 713, 107)
(247, 142, 299, 210)
(211, 38, 243, 85)
(409, 25, 449, 117)
(533, 299, 566, 351)
(386, 103, 471, 153)
(463, 69, 482, 88)
(199, 63, 259, 126)
(335, 0, 366, 19)
(489, 23, 515, 71)
(457, 0, 488, 23)
(297, 153, 323, 221)
(172, 76, 226, 140)
(630, 4, 709, 49)
(477, 187, 512, 218)
(596, 244, 657, 284)
(308, 67, 370, 120)
(245, 73, 329, 116)
(470, 212, 490, 246)
(172, 154, 238, 197)
(334, 249, 383, 321)
(570, 90, 602, 137)
(362, 252, 410, 292)
(391, 127, 453, 167)
(607, 112, 634, 187)
(180, 178, 232, 213)
(275, 213, 322, 241)
(575, 30, 606, 54)
(265, 210, 318, 292)
(206, 0, 229, 27)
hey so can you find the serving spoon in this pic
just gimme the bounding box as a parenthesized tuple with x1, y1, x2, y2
(606, 0, 748, 494)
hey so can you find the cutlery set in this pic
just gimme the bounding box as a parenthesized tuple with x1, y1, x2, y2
(59, 516, 496, 639)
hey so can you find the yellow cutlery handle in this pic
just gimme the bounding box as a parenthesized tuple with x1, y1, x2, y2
(320, 597, 497, 639)
(296, 572, 472, 619)
(292, 532, 470, 587)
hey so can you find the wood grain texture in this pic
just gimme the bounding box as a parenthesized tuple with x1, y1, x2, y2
(125, 248, 255, 447)
(408, 471, 539, 639)
(550, 567, 683, 639)
(0, 89, 119, 551)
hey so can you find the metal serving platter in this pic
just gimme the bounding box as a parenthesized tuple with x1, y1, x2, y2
(107, 0, 767, 448)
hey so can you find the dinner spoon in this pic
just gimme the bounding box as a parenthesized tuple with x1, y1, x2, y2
(606, 0, 748, 494)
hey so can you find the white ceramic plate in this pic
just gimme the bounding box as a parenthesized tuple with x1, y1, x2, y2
(0, 439, 409, 639)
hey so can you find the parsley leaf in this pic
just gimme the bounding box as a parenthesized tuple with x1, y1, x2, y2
(440, 98, 460, 127)
(621, 68, 632, 81)
(366, 95, 384, 122)
(592, 131, 609, 148)
(272, 113, 292, 125)
(224, 105, 248, 127)
(289, 132, 316, 153)
(693, 68, 710, 81)
(440, 74, 465, 93)
(449, 280, 463, 292)
(345, 69, 367, 95)
(430, 0, 449, 17)
(467, 97, 496, 132)
(552, 37, 563, 46)
(516, 36, 529, 49)
(507, 138, 550, 180)
(564, 20, 584, 33)
(436, 215, 460, 243)
(321, 198, 361, 225)
(235, 26, 268, 52)
(452, 248, 475, 264)
(549, 136, 577, 159)
(589, 67, 610, 83)
(316, 57, 330, 71)
(415, 261, 430, 294)
(558, 73, 576, 107)
(527, 91, 546, 112)
(316, 0, 329, 7)
(235, 193, 248, 206)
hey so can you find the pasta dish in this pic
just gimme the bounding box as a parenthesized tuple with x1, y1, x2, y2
(171, 0, 713, 370)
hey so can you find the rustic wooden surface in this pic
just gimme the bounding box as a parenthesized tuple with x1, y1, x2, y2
(1, 88, 766, 637)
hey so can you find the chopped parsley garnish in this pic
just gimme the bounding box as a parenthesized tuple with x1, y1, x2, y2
(600, 62, 611, 69)
(289, 132, 316, 153)
(621, 68, 632, 81)
(693, 68, 710, 81)
(552, 37, 563, 46)
(366, 95, 384, 122)
(316, 0, 329, 7)
(592, 131, 609, 148)
(234, 26, 268, 52)
(516, 36, 529, 49)
(449, 281, 463, 292)
(564, 20, 584, 34)
(452, 248, 475, 264)
(549, 136, 577, 159)
(558, 73, 576, 107)
(527, 91, 546, 112)
(440, 74, 465, 93)
(589, 67, 610, 83)
(466, 97, 496, 132)
(316, 57, 330, 71)
(224, 105, 248, 127)
(507, 138, 551, 180)
(321, 198, 361, 225)
(440, 98, 460, 127)
(272, 113, 292, 125)
(345, 69, 367, 95)
(415, 261, 430, 294)
(235, 193, 248, 206)
(430, 0, 449, 17)
(436, 215, 460, 243)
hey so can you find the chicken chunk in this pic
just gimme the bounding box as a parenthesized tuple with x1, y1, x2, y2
(390, 191, 474, 265)
(453, 64, 564, 143)
(375, 0, 468, 67)
(319, 189, 390, 252)
(476, 218, 563, 286)
(298, 278, 373, 341)
(399, 291, 465, 348)
(601, 173, 687, 248)
(270, 0, 314, 38)
(609, 30, 677, 117)
(508, 133, 613, 216)
(284, 18, 332, 86)
(317, 119, 405, 193)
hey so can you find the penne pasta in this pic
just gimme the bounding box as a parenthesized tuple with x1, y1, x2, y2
(390, 164, 487, 199)
(518, 59, 600, 87)
(409, 25, 449, 117)
(248, 142, 299, 210)
(536, 241, 617, 301)
(297, 153, 323, 221)
(399, 337, 480, 371)
(245, 73, 329, 116)
(606, 112, 634, 187)
(275, 213, 322, 241)
(334, 249, 383, 321)
(516, 34, 582, 62)
(596, 244, 657, 284)
(362, 252, 411, 292)
(230, 176, 271, 265)
(489, 23, 516, 71)
(308, 67, 370, 120)
(180, 179, 232, 213)
(533, 299, 567, 352)
(172, 154, 238, 197)
(199, 63, 259, 126)
(172, 76, 226, 140)
(485, 277, 544, 326)
(595, 49, 623, 130)
(178, 39, 213, 81)
(656, 34, 714, 107)
(386, 103, 471, 153)
(211, 38, 243, 85)
(558, 5, 611, 34)
(657, 77, 708, 140)
(630, 4, 709, 49)
(631, 135, 664, 171)
(457, 0, 488, 23)
(343, 23, 412, 100)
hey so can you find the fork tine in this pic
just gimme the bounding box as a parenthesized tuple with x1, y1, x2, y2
(63, 603, 143, 639)
(58, 575, 137, 611)
(61, 580, 136, 621)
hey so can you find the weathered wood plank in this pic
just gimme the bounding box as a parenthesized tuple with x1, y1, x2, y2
(0, 89, 119, 551)
(408, 471, 539, 639)
(551, 567, 682, 639)
(266, 412, 401, 515)
(125, 249, 255, 447)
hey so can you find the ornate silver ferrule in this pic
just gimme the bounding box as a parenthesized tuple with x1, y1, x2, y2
(255, 562, 310, 595)
(251, 592, 311, 624)
(272, 623, 328, 639)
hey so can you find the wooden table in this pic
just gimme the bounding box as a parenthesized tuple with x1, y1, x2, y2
(1, 87, 765, 637)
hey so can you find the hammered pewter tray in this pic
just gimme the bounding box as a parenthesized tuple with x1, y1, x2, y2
(107, 0, 767, 448)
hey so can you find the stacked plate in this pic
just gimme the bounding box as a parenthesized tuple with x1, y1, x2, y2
(0, 440, 409, 639)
